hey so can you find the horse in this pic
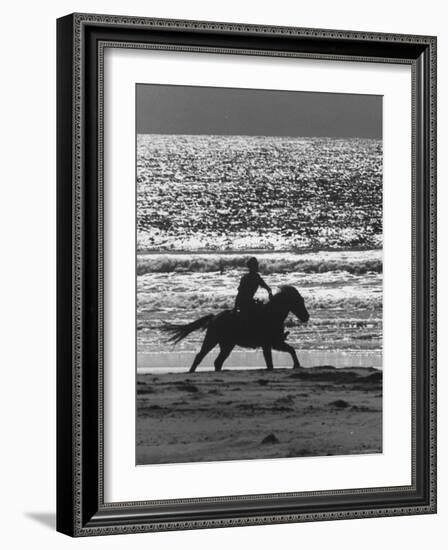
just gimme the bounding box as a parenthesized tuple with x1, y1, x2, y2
(162, 285, 310, 373)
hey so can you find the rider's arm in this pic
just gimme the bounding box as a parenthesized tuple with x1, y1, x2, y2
(257, 274, 273, 297)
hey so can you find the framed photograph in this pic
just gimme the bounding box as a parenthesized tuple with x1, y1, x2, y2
(57, 13, 437, 536)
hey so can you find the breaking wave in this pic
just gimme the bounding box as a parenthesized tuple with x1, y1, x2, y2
(137, 252, 382, 276)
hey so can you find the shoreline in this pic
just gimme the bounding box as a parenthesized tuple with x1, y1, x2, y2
(137, 349, 383, 373)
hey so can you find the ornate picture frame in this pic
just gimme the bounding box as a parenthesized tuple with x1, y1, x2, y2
(57, 13, 436, 536)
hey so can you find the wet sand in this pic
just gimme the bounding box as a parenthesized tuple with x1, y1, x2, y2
(136, 366, 382, 465)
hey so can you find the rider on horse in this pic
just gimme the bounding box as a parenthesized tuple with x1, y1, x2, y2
(233, 257, 289, 345)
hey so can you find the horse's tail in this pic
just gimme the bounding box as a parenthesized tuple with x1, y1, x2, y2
(161, 314, 214, 345)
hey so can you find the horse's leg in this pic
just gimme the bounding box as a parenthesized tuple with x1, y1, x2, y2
(214, 343, 234, 372)
(189, 330, 217, 373)
(262, 345, 274, 370)
(274, 342, 301, 369)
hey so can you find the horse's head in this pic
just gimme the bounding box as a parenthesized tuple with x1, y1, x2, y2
(278, 286, 310, 323)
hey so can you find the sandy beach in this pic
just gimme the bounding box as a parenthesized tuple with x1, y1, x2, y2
(136, 366, 382, 465)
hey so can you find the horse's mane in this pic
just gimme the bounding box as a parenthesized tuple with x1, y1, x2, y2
(277, 285, 301, 298)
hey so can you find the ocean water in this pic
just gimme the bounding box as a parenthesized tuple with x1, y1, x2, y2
(137, 135, 382, 252)
(136, 135, 382, 370)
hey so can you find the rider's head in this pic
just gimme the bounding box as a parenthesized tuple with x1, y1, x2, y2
(247, 257, 259, 272)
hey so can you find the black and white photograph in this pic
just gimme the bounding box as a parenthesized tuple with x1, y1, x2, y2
(50, 7, 439, 540)
(136, 84, 383, 465)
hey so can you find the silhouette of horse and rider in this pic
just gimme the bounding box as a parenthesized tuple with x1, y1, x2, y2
(163, 257, 309, 372)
